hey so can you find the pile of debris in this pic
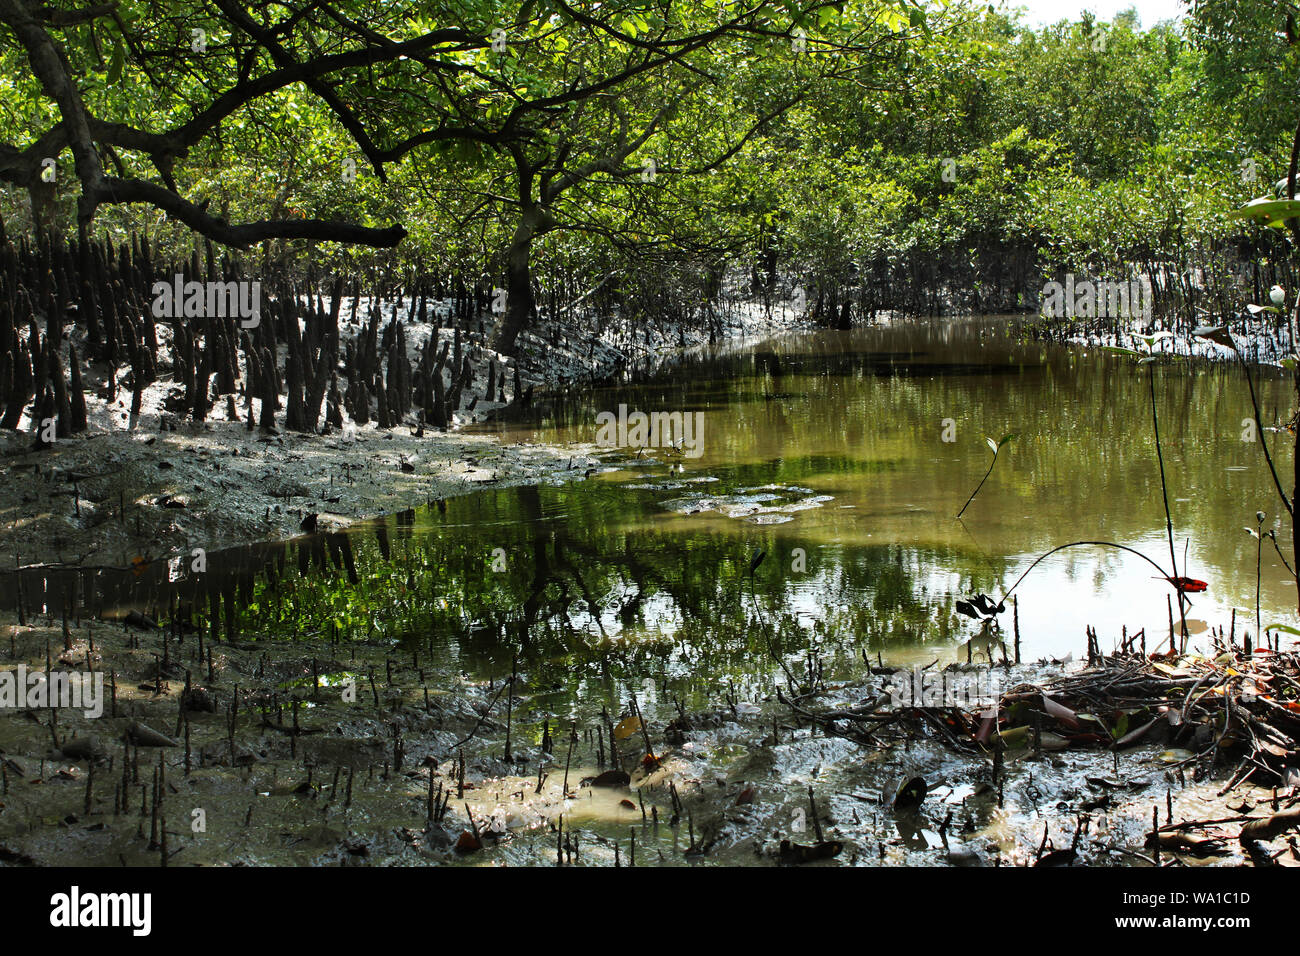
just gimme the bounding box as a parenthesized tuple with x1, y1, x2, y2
(794, 647, 1300, 783)
(788, 646, 1300, 861)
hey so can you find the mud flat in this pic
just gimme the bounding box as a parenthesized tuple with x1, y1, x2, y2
(0, 416, 600, 571)
(0, 292, 801, 571)
(2, 609, 1296, 867)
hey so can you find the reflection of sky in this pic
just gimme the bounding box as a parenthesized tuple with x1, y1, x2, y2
(596, 528, 1292, 665)
(944, 535, 1288, 660)
(774, 532, 1294, 662)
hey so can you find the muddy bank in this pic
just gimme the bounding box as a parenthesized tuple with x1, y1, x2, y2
(0, 284, 807, 570)
(0, 417, 604, 571)
(2, 608, 1296, 867)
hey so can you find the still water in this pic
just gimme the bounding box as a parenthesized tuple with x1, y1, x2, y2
(9, 317, 1297, 687)
(481, 316, 1299, 665)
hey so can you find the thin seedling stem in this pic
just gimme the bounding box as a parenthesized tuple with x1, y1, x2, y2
(1148, 363, 1189, 644)
(957, 449, 999, 520)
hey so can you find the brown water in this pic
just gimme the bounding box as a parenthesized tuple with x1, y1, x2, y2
(474, 317, 1299, 661)
(9, 316, 1297, 669)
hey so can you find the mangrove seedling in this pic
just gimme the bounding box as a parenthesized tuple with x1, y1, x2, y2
(1247, 511, 1267, 648)
(956, 434, 1016, 519)
(1101, 340, 1190, 640)
(999, 541, 1176, 614)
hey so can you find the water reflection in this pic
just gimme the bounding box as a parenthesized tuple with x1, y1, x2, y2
(483, 317, 1299, 656)
(3, 317, 1296, 700)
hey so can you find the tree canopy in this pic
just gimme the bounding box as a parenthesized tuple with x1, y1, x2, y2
(3, 1, 1299, 351)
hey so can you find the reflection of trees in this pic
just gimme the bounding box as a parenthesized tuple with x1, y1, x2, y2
(4, 475, 988, 690)
(409, 485, 970, 674)
(507, 327, 1295, 609)
(212, 485, 831, 681)
(516, 484, 552, 635)
(18, 321, 1293, 697)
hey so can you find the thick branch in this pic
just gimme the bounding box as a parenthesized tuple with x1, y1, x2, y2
(0, 0, 108, 228)
(37, 2, 116, 27)
(97, 175, 407, 248)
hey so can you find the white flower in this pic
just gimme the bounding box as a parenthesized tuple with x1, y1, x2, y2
(1270, 284, 1286, 306)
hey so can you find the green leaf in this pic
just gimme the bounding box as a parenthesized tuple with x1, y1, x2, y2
(106, 37, 125, 85)
(1265, 623, 1300, 636)
(996, 433, 1016, 448)
(1101, 346, 1140, 357)
(1229, 198, 1300, 228)
(1192, 325, 1235, 348)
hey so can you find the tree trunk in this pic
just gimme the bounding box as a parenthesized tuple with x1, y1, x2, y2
(28, 183, 56, 238)
(490, 221, 540, 356)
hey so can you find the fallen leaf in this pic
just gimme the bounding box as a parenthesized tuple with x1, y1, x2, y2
(1041, 694, 1081, 730)
(893, 776, 927, 811)
(1240, 808, 1300, 844)
(613, 715, 643, 740)
(997, 725, 1031, 748)
(1114, 716, 1160, 748)
(1146, 831, 1229, 856)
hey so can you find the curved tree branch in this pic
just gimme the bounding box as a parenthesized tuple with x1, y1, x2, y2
(97, 175, 407, 247)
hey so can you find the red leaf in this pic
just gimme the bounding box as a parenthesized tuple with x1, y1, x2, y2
(1165, 577, 1208, 593)
(1041, 694, 1081, 730)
